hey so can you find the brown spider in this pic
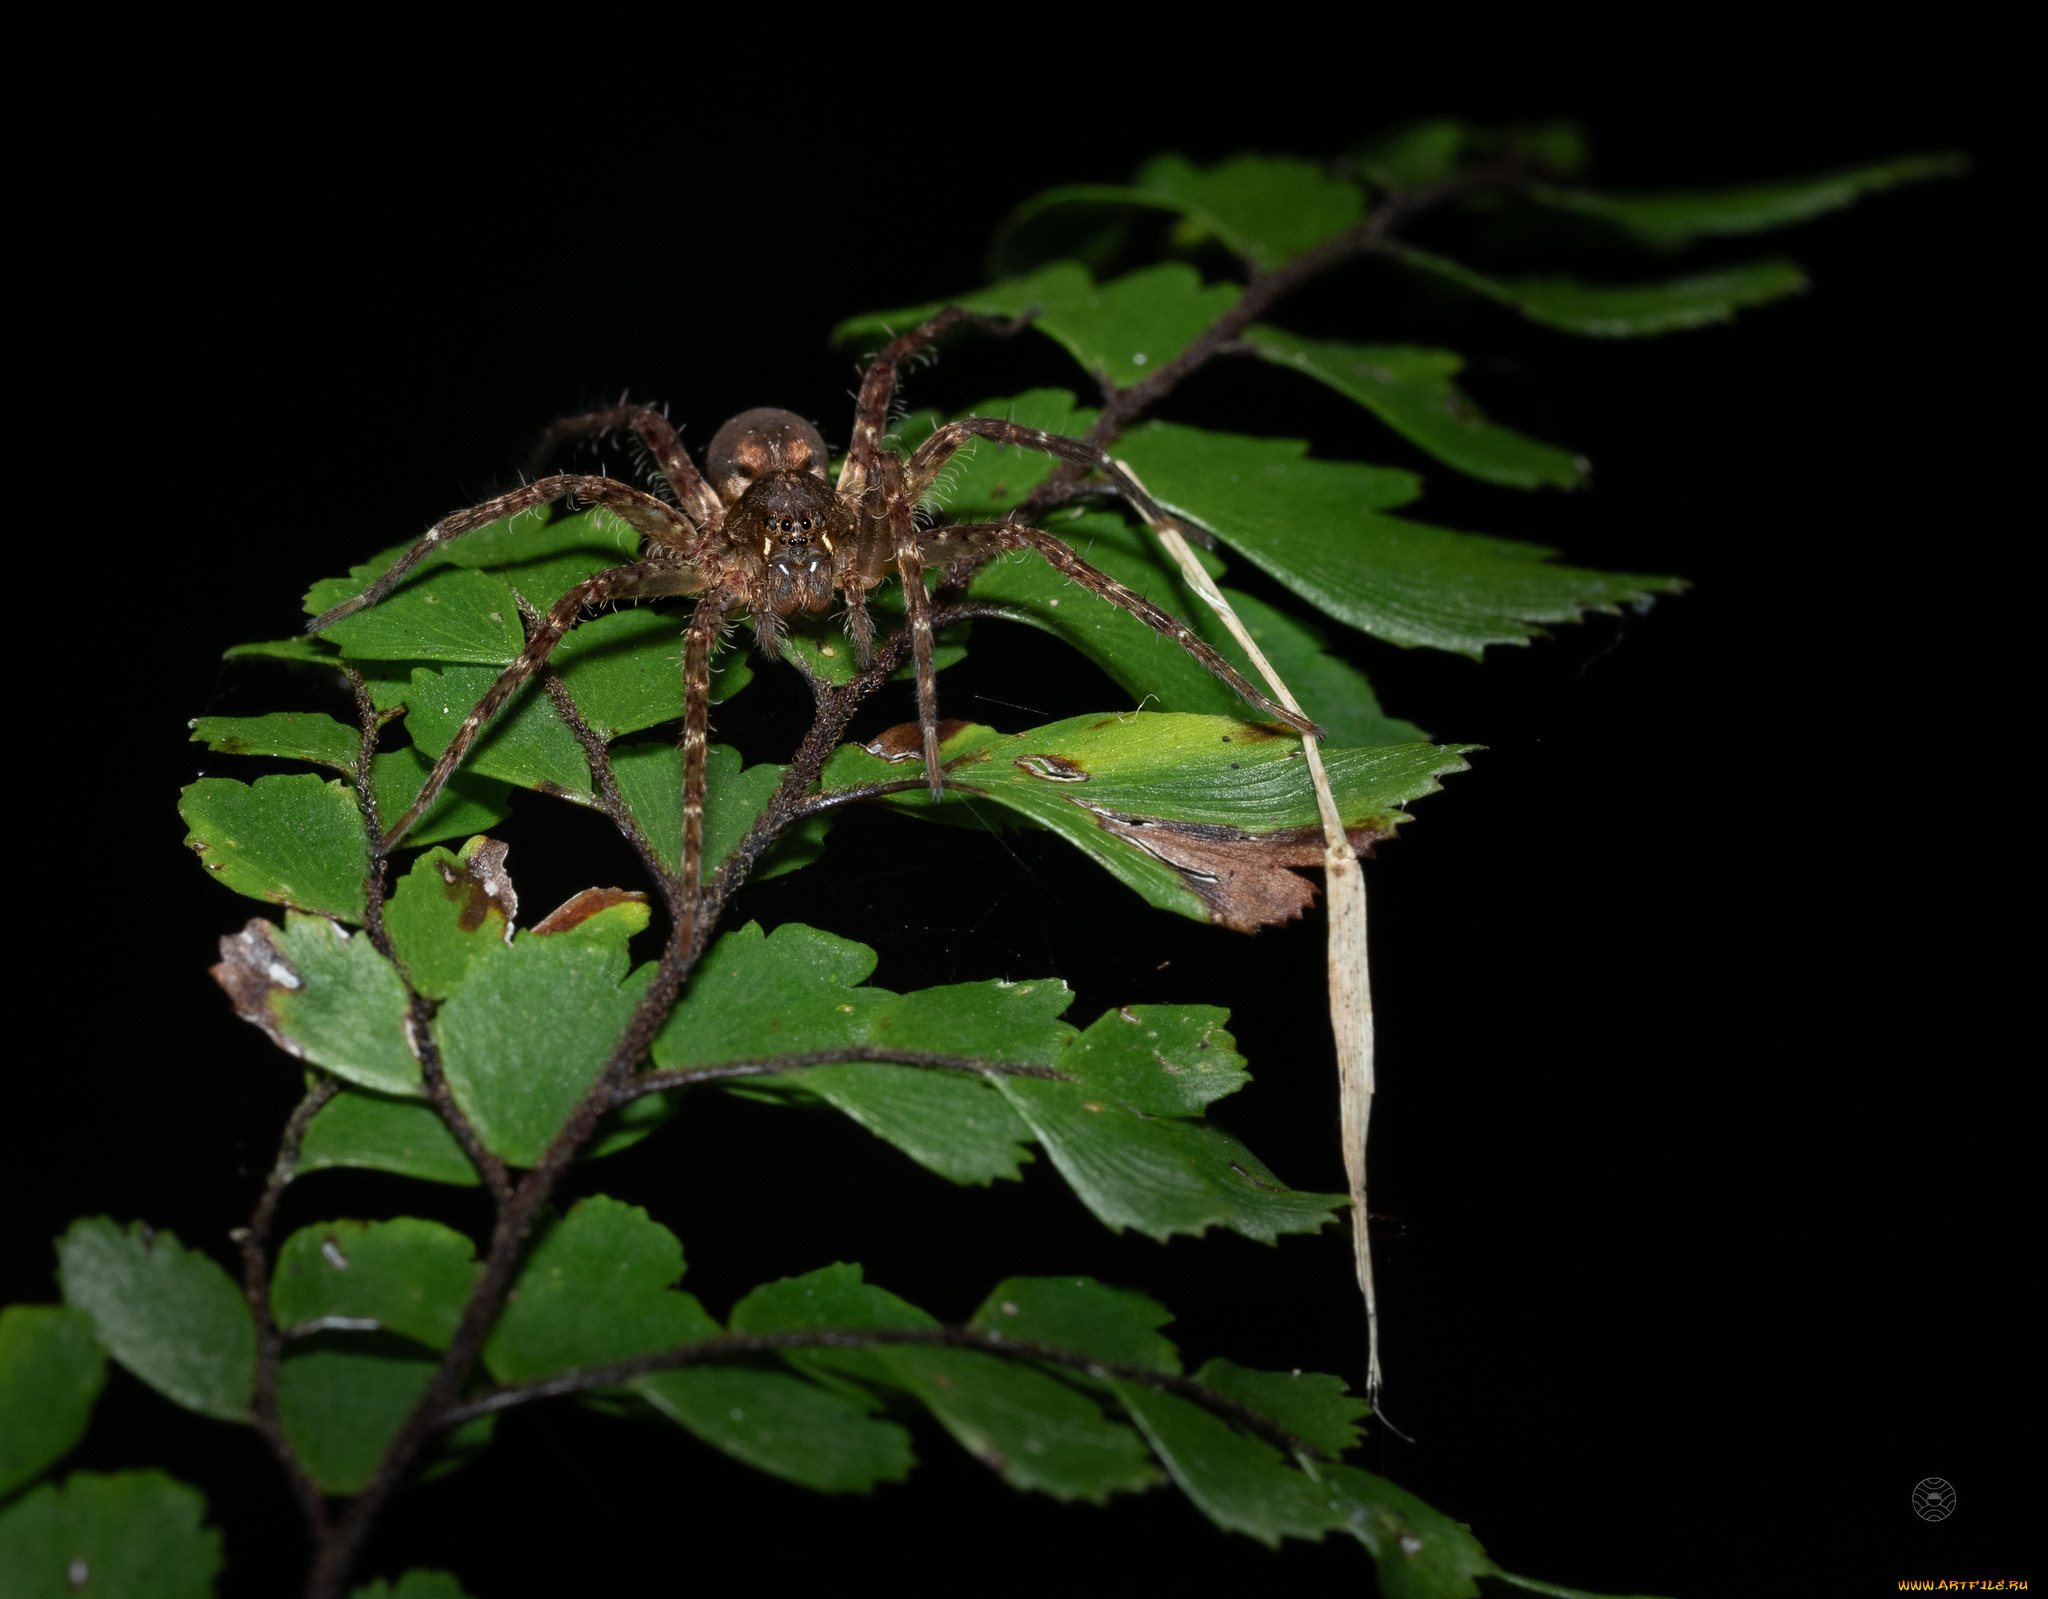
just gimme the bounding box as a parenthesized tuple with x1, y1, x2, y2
(308, 307, 1318, 916)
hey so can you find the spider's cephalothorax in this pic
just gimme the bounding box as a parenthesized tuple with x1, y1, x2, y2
(309, 307, 1318, 935)
(706, 410, 858, 646)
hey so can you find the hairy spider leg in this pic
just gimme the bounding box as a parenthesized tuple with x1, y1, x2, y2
(304, 475, 697, 635)
(916, 523, 1319, 737)
(878, 455, 947, 799)
(377, 559, 707, 848)
(837, 307, 1031, 506)
(676, 592, 731, 935)
(529, 403, 724, 528)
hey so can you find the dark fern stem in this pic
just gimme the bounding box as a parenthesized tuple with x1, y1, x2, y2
(274, 165, 1522, 1599)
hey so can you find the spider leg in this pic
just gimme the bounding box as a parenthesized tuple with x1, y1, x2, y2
(306, 475, 698, 635)
(878, 456, 946, 799)
(677, 592, 731, 938)
(837, 307, 1031, 506)
(529, 403, 723, 528)
(916, 522, 1321, 739)
(903, 417, 1171, 519)
(381, 559, 706, 849)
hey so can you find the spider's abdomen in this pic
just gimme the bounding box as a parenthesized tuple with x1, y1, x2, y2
(734, 471, 850, 615)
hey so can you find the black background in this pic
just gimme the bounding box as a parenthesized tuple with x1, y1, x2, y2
(9, 19, 2025, 1598)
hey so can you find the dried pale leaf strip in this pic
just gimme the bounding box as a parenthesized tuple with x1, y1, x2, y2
(0, 1307, 106, 1497)
(55, 1219, 255, 1423)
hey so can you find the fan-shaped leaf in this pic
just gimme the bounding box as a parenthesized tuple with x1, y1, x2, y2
(382, 838, 516, 1001)
(1528, 153, 1965, 248)
(351, 1571, 476, 1599)
(636, 1365, 915, 1494)
(277, 1341, 439, 1495)
(435, 933, 653, 1166)
(1396, 246, 1807, 337)
(55, 1219, 254, 1423)
(484, 1197, 717, 1383)
(1112, 1379, 1335, 1545)
(0, 1471, 221, 1599)
(0, 1307, 106, 1497)
(1115, 422, 1678, 652)
(180, 773, 367, 921)
(293, 1090, 480, 1187)
(1243, 328, 1586, 489)
(271, 1219, 480, 1348)
(835, 262, 1239, 389)
(212, 912, 418, 1094)
(969, 1277, 1179, 1376)
(1190, 1358, 1366, 1457)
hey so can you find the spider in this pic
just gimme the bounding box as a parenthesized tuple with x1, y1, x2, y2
(308, 307, 1318, 916)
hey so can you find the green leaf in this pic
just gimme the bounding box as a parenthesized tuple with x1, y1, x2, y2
(55, 1219, 254, 1424)
(271, 1219, 480, 1349)
(1350, 118, 1472, 190)
(276, 1341, 438, 1495)
(1058, 1004, 1247, 1116)
(1189, 1358, 1366, 1457)
(997, 154, 1363, 271)
(877, 1342, 1162, 1502)
(1115, 422, 1679, 653)
(835, 261, 1240, 390)
(911, 387, 1425, 744)
(1318, 1464, 1502, 1599)
(216, 912, 418, 1094)
(729, 1263, 935, 1337)
(1528, 153, 1965, 249)
(434, 930, 653, 1166)
(190, 711, 358, 769)
(824, 712, 1471, 926)
(180, 773, 367, 921)
(293, 1090, 480, 1188)
(647, 925, 1042, 1184)
(801, 1064, 1037, 1185)
(0, 1307, 106, 1497)
(1113, 1380, 1346, 1547)
(307, 567, 525, 664)
(224, 635, 340, 664)
(969, 1277, 1179, 1376)
(0, 1471, 221, 1599)
(636, 1365, 915, 1493)
(999, 1075, 1343, 1243)
(547, 606, 687, 735)
(652, 921, 883, 1065)
(351, 1571, 476, 1599)
(1242, 328, 1587, 490)
(609, 742, 811, 882)
(1397, 245, 1807, 337)
(484, 1197, 718, 1383)
(382, 839, 516, 1001)
(402, 664, 592, 797)
(369, 750, 515, 850)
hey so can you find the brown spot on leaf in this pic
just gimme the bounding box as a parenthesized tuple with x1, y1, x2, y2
(1086, 809, 1391, 934)
(441, 839, 517, 933)
(863, 719, 972, 762)
(1013, 753, 1090, 783)
(211, 918, 304, 1058)
(530, 886, 647, 936)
